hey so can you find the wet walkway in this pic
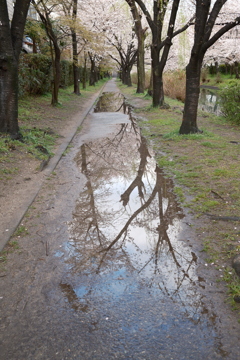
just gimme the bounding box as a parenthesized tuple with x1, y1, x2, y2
(0, 80, 239, 359)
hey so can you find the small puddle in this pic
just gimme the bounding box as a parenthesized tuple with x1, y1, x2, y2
(61, 91, 228, 358)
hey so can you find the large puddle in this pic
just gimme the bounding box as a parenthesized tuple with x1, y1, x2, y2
(61, 91, 228, 358)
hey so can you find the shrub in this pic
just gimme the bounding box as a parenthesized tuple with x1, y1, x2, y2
(19, 53, 52, 97)
(131, 72, 138, 86)
(60, 60, 73, 88)
(201, 67, 209, 83)
(145, 70, 151, 90)
(219, 82, 240, 125)
(163, 70, 186, 102)
(19, 54, 74, 97)
(215, 73, 223, 84)
(219, 64, 227, 74)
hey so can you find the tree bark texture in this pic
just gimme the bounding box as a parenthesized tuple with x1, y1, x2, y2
(71, 0, 80, 95)
(72, 30, 80, 95)
(52, 44, 61, 106)
(0, 57, 19, 133)
(82, 55, 87, 89)
(136, 35, 145, 93)
(89, 53, 96, 86)
(0, 0, 31, 134)
(179, 59, 202, 134)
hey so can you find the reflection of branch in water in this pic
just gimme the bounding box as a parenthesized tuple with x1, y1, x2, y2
(151, 166, 182, 272)
(104, 163, 195, 296)
(153, 167, 198, 291)
(173, 252, 197, 294)
(121, 136, 152, 206)
(94, 92, 125, 113)
(112, 123, 130, 148)
(83, 123, 132, 174)
(128, 107, 140, 136)
(60, 283, 90, 313)
(100, 169, 159, 253)
(75, 130, 196, 297)
(80, 144, 104, 245)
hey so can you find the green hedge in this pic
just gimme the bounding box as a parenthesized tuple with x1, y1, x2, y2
(60, 59, 73, 88)
(208, 62, 240, 76)
(19, 54, 52, 96)
(219, 82, 240, 125)
(19, 54, 74, 97)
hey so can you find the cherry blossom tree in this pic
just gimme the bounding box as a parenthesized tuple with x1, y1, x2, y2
(131, 0, 194, 107)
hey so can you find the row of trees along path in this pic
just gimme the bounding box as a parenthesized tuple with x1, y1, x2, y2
(125, 0, 240, 133)
(0, 0, 240, 136)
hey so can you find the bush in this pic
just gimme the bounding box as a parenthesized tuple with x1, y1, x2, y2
(163, 70, 186, 102)
(219, 82, 240, 125)
(19, 54, 74, 97)
(131, 72, 138, 86)
(19, 53, 52, 97)
(201, 67, 209, 83)
(60, 60, 73, 88)
(219, 64, 227, 74)
(145, 70, 151, 90)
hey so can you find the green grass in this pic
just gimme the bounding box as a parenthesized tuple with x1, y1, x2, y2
(14, 225, 29, 237)
(205, 74, 240, 89)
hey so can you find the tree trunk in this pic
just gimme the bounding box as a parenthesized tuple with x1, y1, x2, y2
(148, 70, 153, 96)
(52, 47, 61, 106)
(72, 31, 80, 95)
(151, 47, 164, 107)
(0, 0, 31, 135)
(136, 34, 145, 93)
(71, 0, 80, 95)
(34, 1, 61, 106)
(179, 58, 202, 134)
(126, 68, 132, 87)
(89, 53, 95, 86)
(0, 56, 19, 134)
(82, 56, 87, 89)
(122, 69, 127, 85)
(50, 41, 61, 106)
(127, 0, 145, 93)
(121, 68, 132, 86)
(89, 68, 95, 86)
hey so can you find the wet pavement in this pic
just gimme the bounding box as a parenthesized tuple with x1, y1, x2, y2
(0, 79, 240, 359)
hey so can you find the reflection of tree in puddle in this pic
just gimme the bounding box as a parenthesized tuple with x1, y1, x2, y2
(199, 88, 222, 115)
(67, 121, 201, 310)
(94, 92, 126, 113)
(60, 283, 90, 313)
(60, 94, 226, 355)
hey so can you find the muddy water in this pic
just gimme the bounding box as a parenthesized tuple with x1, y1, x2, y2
(0, 81, 239, 359)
